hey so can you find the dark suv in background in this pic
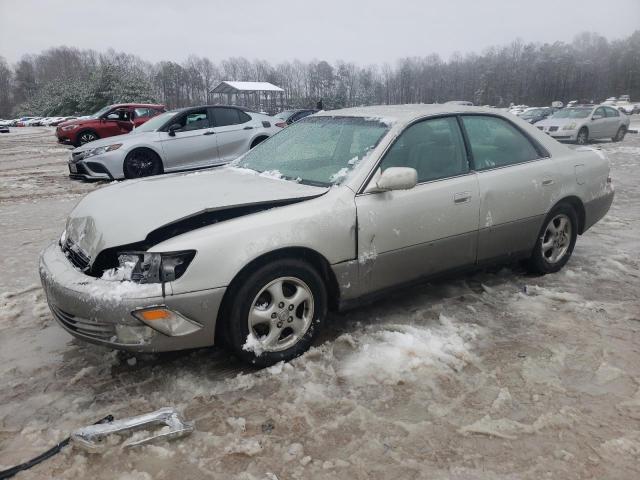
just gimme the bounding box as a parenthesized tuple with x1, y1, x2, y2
(56, 103, 166, 146)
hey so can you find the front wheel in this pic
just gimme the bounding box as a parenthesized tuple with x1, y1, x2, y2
(576, 128, 588, 145)
(76, 130, 99, 146)
(226, 259, 327, 367)
(123, 149, 163, 178)
(525, 204, 578, 275)
(613, 126, 626, 142)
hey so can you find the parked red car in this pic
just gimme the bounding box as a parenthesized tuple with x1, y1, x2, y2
(56, 103, 166, 147)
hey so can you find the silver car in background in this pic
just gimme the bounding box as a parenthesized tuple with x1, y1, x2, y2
(40, 105, 614, 366)
(535, 105, 629, 144)
(68, 105, 281, 180)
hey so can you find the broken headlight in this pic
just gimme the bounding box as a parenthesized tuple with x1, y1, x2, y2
(109, 251, 196, 283)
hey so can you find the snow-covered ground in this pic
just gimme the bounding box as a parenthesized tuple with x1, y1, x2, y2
(1, 126, 639, 479)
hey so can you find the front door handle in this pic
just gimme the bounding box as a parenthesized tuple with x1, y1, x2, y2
(243, 126, 253, 130)
(203, 130, 215, 136)
(542, 178, 554, 186)
(454, 191, 472, 204)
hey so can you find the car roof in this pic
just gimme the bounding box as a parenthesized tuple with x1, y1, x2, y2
(111, 103, 165, 109)
(314, 104, 501, 126)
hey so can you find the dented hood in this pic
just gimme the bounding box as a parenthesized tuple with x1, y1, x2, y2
(66, 167, 328, 263)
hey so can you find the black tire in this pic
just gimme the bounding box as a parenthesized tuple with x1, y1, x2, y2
(123, 149, 163, 179)
(250, 136, 268, 149)
(525, 203, 578, 275)
(76, 130, 99, 146)
(613, 126, 626, 142)
(576, 128, 588, 145)
(226, 259, 327, 367)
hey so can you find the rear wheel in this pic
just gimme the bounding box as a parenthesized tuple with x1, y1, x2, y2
(123, 149, 163, 178)
(76, 130, 99, 146)
(576, 128, 588, 145)
(525, 204, 578, 275)
(226, 259, 327, 367)
(613, 126, 626, 142)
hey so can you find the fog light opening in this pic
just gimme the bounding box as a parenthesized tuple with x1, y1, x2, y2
(132, 307, 202, 337)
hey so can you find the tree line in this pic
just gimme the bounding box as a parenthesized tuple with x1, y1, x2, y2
(0, 30, 638, 118)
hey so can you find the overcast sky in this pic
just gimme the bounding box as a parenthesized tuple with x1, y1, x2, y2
(1, 0, 638, 65)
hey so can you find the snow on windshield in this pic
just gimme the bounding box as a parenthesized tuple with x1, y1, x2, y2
(235, 117, 389, 186)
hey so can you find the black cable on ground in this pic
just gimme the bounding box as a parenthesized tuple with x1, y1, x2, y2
(0, 414, 114, 479)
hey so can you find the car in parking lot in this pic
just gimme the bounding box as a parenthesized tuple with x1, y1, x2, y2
(518, 107, 556, 124)
(67, 105, 281, 180)
(535, 105, 629, 144)
(40, 104, 615, 366)
(56, 103, 166, 147)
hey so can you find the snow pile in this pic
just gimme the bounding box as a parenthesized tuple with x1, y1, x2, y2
(329, 167, 349, 183)
(100, 257, 137, 281)
(242, 334, 265, 357)
(337, 315, 481, 385)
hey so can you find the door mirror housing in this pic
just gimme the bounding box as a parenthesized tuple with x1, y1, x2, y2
(365, 167, 418, 193)
(105, 113, 120, 120)
(167, 123, 182, 136)
(592, 114, 603, 120)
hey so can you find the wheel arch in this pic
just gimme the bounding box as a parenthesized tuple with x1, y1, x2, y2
(250, 134, 269, 148)
(552, 196, 586, 234)
(215, 246, 340, 343)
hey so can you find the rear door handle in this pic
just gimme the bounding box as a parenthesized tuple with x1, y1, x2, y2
(203, 130, 215, 135)
(243, 126, 253, 130)
(454, 191, 472, 204)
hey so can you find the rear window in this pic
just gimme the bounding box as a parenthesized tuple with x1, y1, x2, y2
(213, 108, 251, 127)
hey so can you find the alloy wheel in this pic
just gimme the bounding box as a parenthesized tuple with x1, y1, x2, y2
(79, 132, 97, 144)
(127, 152, 156, 177)
(576, 130, 588, 145)
(541, 214, 572, 264)
(247, 276, 314, 353)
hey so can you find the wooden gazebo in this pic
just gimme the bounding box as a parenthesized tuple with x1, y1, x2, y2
(210, 81, 285, 114)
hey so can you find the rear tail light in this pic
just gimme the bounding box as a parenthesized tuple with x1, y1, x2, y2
(275, 122, 287, 128)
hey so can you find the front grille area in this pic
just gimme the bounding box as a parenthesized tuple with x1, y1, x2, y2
(548, 126, 559, 132)
(51, 304, 116, 342)
(62, 240, 91, 272)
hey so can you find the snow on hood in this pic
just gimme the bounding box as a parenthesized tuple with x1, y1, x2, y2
(65, 166, 328, 263)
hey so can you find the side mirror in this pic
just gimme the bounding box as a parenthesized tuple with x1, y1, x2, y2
(365, 167, 418, 193)
(167, 123, 182, 137)
(592, 114, 603, 120)
(105, 113, 120, 120)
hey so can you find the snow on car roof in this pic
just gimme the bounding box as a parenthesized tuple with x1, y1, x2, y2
(314, 104, 497, 126)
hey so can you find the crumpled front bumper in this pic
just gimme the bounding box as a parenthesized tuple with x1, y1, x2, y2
(39, 242, 226, 352)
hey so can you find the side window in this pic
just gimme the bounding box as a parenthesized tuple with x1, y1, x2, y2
(594, 107, 606, 118)
(134, 108, 153, 118)
(213, 107, 242, 127)
(176, 109, 210, 132)
(238, 110, 252, 123)
(107, 108, 132, 121)
(380, 116, 468, 183)
(605, 107, 619, 117)
(461, 115, 539, 170)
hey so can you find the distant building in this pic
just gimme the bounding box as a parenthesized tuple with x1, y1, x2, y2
(210, 81, 285, 114)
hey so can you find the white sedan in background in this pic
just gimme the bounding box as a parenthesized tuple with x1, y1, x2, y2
(68, 106, 282, 180)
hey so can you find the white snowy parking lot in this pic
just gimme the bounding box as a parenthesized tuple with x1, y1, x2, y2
(1, 126, 639, 479)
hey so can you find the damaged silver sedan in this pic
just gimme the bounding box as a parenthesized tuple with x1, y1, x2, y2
(40, 105, 614, 366)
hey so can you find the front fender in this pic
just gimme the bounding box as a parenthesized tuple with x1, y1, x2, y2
(153, 187, 357, 295)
